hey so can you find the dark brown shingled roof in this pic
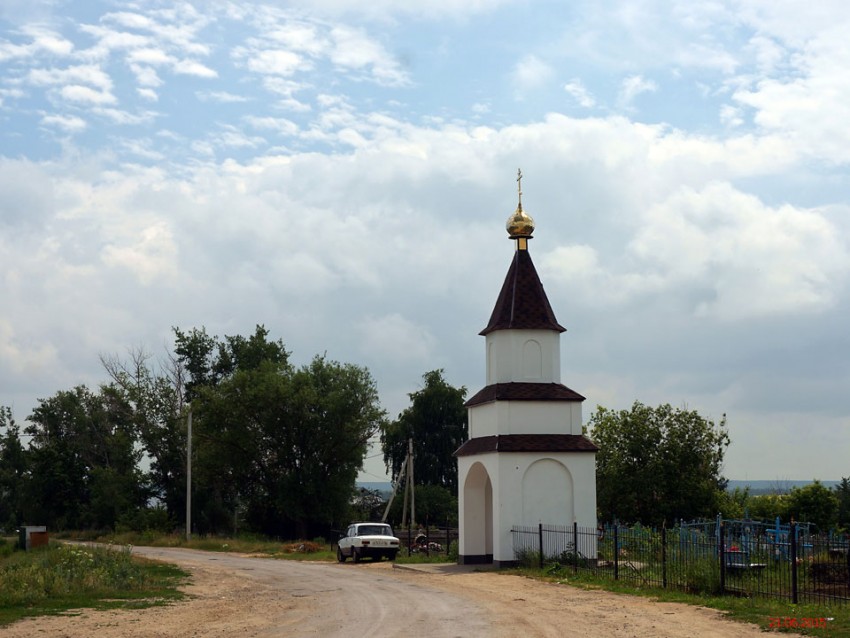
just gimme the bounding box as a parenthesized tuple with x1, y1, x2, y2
(465, 382, 585, 407)
(480, 248, 566, 336)
(455, 434, 598, 456)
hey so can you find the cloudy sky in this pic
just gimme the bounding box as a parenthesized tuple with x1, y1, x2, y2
(1, 0, 848, 484)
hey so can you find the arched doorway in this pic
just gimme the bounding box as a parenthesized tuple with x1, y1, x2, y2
(461, 461, 493, 563)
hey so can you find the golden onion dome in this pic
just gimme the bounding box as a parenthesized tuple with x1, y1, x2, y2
(506, 168, 534, 239)
(506, 204, 535, 238)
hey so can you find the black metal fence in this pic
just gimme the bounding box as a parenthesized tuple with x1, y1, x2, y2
(400, 522, 457, 557)
(511, 520, 850, 606)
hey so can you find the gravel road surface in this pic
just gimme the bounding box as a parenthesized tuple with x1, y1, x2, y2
(2, 545, 800, 637)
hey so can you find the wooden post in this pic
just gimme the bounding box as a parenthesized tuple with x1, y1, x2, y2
(185, 406, 192, 541)
(408, 438, 415, 527)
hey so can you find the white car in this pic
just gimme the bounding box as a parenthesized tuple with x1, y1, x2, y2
(337, 523, 400, 563)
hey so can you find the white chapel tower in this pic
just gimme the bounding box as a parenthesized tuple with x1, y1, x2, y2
(456, 171, 598, 566)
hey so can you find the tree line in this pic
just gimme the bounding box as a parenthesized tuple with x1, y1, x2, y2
(2, 334, 847, 538)
(0, 326, 386, 539)
(591, 402, 850, 532)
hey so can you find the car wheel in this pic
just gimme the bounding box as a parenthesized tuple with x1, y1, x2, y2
(337, 547, 346, 563)
(352, 548, 361, 563)
(388, 550, 398, 561)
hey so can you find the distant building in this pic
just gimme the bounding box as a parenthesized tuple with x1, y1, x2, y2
(456, 171, 598, 566)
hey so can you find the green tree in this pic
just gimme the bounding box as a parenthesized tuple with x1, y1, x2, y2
(101, 346, 187, 528)
(350, 487, 387, 522)
(589, 402, 730, 525)
(381, 370, 467, 493)
(22, 386, 148, 529)
(717, 486, 750, 520)
(835, 477, 850, 531)
(747, 493, 790, 523)
(0, 407, 28, 529)
(385, 484, 458, 528)
(174, 326, 386, 538)
(785, 480, 839, 531)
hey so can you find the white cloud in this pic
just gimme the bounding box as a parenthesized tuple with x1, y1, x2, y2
(618, 74, 657, 108)
(629, 182, 850, 319)
(173, 59, 217, 78)
(244, 116, 299, 136)
(27, 64, 112, 90)
(197, 90, 250, 103)
(41, 113, 87, 132)
(0, 319, 58, 377)
(0, 25, 73, 61)
(282, 0, 508, 20)
(564, 79, 596, 108)
(329, 26, 410, 86)
(127, 47, 173, 66)
(511, 54, 554, 95)
(264, 22, 328, 56)
(732, 25, 850, 163)
(91, 108, 159, 125)
(719, 104, 743, 128)
(357, 314, 437, 362)
(210, 126, 267, 149)
(241, 48, 305, 76)
(60, 84, 116, 105)
(101, 221, 177, 285)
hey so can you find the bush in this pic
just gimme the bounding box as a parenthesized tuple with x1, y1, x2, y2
(515, 548, 541, 568)
(0, 543, 147, 607)
(447, 540, 458, 562)
(683, 557, 721, 595)
(0, 538, 14, 559)
(809, 552, 847, 585)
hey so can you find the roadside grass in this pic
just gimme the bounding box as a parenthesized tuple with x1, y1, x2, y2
(508, 565, 850, 637)
(56, 530, 338, 561)
(395, 551, 455, 564)
(0, 540, 188, 627)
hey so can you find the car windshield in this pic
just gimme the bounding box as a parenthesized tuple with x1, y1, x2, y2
(358, 525, 391, 536)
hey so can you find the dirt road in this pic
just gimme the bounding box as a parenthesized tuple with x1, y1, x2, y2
(3, 546, 795, 637)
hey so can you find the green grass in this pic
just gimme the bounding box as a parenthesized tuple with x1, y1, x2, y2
(0, 541, 188, 627)
(507, 564, 850, 637)
(55, 530, 339, 561)
(395, 551, 454, 564)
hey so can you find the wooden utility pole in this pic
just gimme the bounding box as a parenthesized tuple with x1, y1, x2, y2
(408, 438, 415, 526)
(186, 406, 192, 541)
(382, 456, 406, 523)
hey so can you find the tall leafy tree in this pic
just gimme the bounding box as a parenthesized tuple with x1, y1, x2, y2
(785, 480, 839, 531)
(381, 369, 468, 493)
(0, 407, 28, 529)
(22, 386, 148, 529)
(175, 325, 386, 537)
(836, 477, 850, 532)
(101, 346, 187, 526)
(589, 402, 730, 525)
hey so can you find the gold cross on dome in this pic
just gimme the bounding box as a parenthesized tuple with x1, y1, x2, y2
(516, 168, 523, 206)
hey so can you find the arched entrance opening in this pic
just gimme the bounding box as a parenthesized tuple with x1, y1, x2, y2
(460, 461, 493, 564)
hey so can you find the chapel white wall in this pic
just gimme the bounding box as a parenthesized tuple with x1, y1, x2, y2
(468, 401, 583, 438)
(486, 330, 561, 384)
